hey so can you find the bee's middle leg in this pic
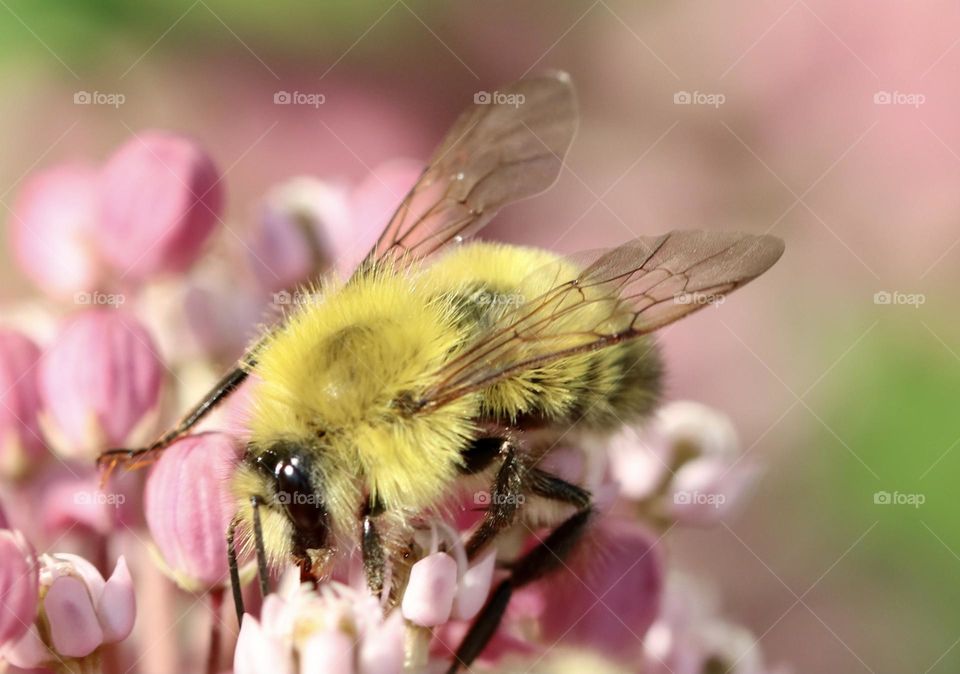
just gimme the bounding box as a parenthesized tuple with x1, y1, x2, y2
(459, 437, 524, 559)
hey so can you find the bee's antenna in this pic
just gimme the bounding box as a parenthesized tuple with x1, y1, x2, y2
(250, 496, 270, 598)
(227, 517, 245, 624)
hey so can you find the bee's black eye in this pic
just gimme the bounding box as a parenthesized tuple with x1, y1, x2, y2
(249, 445, 329, 550)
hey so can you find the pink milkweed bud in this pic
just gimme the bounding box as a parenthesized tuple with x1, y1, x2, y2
(144, 433, 239, 590)
(97, 130, 223, 280)
(0, 330, 46, 479)
(4, 552, 134, 668)
(0, 529, 38, 647)
(402, 551, 459, 627)
(38, 309, 164, 461)
(249, 177, 351, 292)
(9, 162, 102, 299)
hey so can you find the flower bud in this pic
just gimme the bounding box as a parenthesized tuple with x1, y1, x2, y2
(0, 330, 46, 479)
(97, 131, 223, 279)
(453, 549, 496, 621)
(402, 551, 459, 627)
(4, 553, 134, 668)
(38, 309, 164, 460)
(0, 529, 38, 646)
(9, 162, 101, 298)
(144, 432, 239, 590)
(249, 177, 351, 292)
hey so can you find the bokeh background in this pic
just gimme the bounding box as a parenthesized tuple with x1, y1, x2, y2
(1, 2, 958, 672)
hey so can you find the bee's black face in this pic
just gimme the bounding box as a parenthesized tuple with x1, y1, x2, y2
(251, 442, 330, 556)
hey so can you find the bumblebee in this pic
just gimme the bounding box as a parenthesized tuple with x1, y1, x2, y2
(100, 72, 783, 672)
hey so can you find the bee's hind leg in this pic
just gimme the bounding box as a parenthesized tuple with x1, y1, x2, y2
(460, 437, 525, 560)
(447, 470, 594, 674)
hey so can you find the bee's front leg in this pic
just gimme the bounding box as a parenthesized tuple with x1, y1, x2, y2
(361, 501, 387, 597)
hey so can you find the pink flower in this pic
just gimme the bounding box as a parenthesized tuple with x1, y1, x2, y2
(249, 177, 351, 292)
(42, 472, 139, 536)
(4, 553, 135, 669)
(9, 162, 101, 299)
(0, 528, 38, 647)
(0, 329, 46, 480)
(402, 551, 459, 626)
(644, 574, 786, 674)
(144, 432, 239, 590)
(97, 130, 223, 280)
(38, 309, 165, 460)
(608, 401, 758, 525)
(518, 516, 662, 661)
(234, 568, 405, 674)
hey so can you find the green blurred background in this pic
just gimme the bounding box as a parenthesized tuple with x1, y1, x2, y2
(2, 2, 959, 672)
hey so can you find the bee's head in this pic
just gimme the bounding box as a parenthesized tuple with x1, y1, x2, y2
(232, 440, 333, 577)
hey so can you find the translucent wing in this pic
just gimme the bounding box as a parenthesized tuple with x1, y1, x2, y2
(421, 230, 785, 409)
(358, 72, 577, 272)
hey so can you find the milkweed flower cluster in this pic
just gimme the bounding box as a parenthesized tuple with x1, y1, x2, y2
(0, 127, 784, 674)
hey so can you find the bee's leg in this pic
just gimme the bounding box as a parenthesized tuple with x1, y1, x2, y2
(97, 363, 252, 474)
(460, 438, 525, 560)
(361, 501, 386, 596)
(447, 476, 594, 674)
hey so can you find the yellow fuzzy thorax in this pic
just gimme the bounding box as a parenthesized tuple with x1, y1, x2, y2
(248, 267, 478, 530)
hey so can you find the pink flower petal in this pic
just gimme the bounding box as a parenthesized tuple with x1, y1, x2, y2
(97, 556, 136, 642)
(9, 162, 101, 298)
(234, 615, 294, 674)
(97, 131, 223, 280)
(44, 575, 103, 658)
(0, 529, 37, 646)
(38, 309, 164, 460)
(3, 623, 49, 668)
(401, 552, 458, 627)
(0, 330, 46, 480)
(453, 550, 496, 621)
(358, 611, 404, 674)
(299, 628, 355, 674)
(144, 433, 239, 589)
(534, 517, 663, 660)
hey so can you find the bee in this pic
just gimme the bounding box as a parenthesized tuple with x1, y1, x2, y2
(100, 71, 783, 672)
